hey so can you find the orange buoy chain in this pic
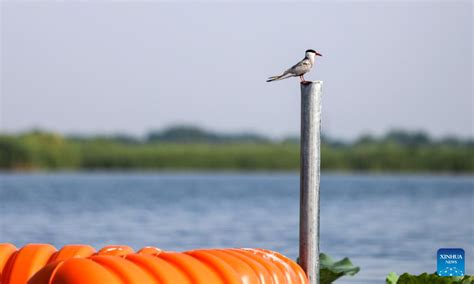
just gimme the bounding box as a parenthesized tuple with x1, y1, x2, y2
(0, 243, 308, 284)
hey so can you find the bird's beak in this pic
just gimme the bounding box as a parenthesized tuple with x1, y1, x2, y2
(316, 52, 323, 57)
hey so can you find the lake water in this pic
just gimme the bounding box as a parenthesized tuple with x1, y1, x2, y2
(0, 172, 472, 283)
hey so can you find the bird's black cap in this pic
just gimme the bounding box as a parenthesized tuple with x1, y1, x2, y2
(306, 49, 322, 56)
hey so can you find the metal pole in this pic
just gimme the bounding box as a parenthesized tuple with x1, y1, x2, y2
(299, 80, 322, 284)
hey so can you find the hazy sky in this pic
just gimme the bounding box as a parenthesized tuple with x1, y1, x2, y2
(1, 1, 472, 140)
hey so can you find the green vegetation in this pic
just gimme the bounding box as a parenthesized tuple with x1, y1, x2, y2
(0, 127, 472, 172)
(319, 253, 360, 283)
(387, 272, 474, 284)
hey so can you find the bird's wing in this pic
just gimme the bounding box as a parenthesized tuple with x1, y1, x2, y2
(287, 58, 312, 75)
(290, 58, 311, 69)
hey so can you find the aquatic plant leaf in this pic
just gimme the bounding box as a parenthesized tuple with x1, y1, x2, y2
(319, 253, 360, 284)
(386, 272, 400, 284)
(461, 276, 474, 284)
(386, 272, 474, 284)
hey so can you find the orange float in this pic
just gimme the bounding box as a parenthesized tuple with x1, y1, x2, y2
(0, 244, 309, 284)
(48, 244, 96, 263)
(1, 244, 56, 284)
(0, 244, 17, 280)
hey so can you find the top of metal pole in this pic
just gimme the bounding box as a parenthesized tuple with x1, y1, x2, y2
(301, 80, 323, 84)
(300, 80, 323, 87)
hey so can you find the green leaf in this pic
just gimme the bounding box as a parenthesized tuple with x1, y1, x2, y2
(461, 276, 474, 284)
(386, 272, 474, 284)
(386, 272, 400, 284)
(319, 253, 360, 284)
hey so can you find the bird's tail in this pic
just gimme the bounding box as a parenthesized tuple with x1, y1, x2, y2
(266, 72, 292, 82)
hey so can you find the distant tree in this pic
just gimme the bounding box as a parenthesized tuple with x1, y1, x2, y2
(0, 136, 30, 168)
(355, 134, 376, 145)
(225, 133, 269, 143)
(147, 126, 220, 143)
(322, 134, 347, 147)
(147, 125, 269, 144)
(384, 130, 431, 146)
(68, 134, 140, 144)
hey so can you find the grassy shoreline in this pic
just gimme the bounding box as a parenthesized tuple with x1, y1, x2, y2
(1, 131, 473, 173)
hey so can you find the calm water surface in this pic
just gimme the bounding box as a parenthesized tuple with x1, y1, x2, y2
(0, 172, 473, 283)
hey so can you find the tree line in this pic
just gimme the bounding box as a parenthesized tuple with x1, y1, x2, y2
(0, 126, 472, 172)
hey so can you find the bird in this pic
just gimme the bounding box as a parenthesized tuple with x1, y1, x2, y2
(266, 49, 322, 83)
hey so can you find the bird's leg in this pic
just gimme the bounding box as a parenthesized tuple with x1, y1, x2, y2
(302, 75, 306, 82)
(299, 75, 304, 82)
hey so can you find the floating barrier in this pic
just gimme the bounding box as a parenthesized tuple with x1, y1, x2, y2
(0, 244, 308, 284)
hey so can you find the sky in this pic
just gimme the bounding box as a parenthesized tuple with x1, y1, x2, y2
(0, 0, 472, 140)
